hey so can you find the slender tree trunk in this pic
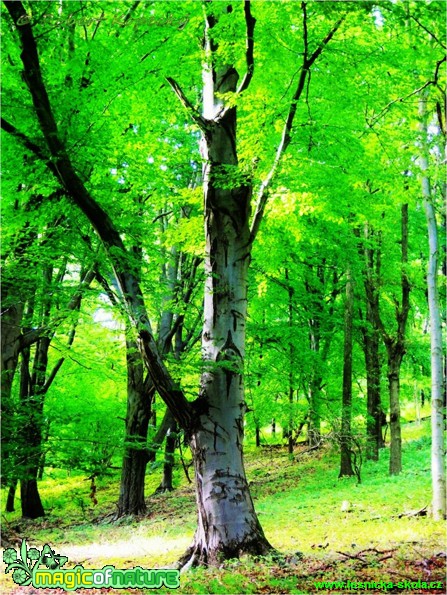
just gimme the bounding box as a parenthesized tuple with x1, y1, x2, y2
(308, 375, 322, 447)
(364, 330, 382, 460)
(364, 206, 410, 476)
(116, 338, 153, 517)
(19, 265, 90, 518)
(419, 96, 446, 519)
(5, 480, 17, 513)
(339, 268, 355, 478)
(156, 425, 177, 493)
(255, 424, 261, 447)
(387, 204, 410, 476)
(362, 224, 383, 460)
(1, 300, 25, 485)
(388, 359, 403, 475)
(425, 196, 447, 518)
(286, 269, 295, 455)
(19, 331, 46, 519)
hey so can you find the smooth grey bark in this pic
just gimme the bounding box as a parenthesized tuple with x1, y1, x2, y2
(174, 5, 272, 565)
(418, 96, 446, 520)
(339, 267, 355, 478)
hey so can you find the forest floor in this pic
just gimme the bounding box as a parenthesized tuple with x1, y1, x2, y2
(1, 418, 445, 594)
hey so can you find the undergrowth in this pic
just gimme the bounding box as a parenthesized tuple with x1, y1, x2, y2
(1, 418, 445, 594)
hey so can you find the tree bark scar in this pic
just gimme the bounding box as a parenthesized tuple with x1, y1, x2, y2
(216, 330, 243, 398)
(213, 421, 218, 450)
(210, 237, 219, 328)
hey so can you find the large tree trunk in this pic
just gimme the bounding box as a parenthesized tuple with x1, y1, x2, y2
(176, 6, 272, 567)
(339, 267, 355, 478)
(419, 96, 446, 519)
(21, 477, 45, 519)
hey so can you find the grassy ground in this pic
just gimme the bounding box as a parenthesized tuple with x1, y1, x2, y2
(1, 418, 445, 594)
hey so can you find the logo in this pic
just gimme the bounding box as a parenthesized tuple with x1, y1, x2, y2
(3, 540, 180, 590)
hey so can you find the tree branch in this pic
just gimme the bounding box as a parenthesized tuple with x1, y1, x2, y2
(166, 77, 209, 131)
(236, 1, 256, 94)
(1, 117, 57, 176)
(5, 0, 194, 431)
(409, 14, 446, 50)
(302, 1, 309, 62)
(366, 56, 446, 129)
(249, 13, 345, 243)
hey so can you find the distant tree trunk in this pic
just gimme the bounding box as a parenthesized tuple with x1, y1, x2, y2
(387, 204, 410, 476)
(419, 96, 446, 519)
(308, 374, 322, 447)
(364, 206, 410, 476)
(255, 424, 261, 447)
(37, 419, 50, 480)
(286, 269, 295, 455)
(5, 480, 17, 513)
(116, 337, 153, 517)
(306, 275, 322, 447)
(305, 266, 339, 446)
(19, 265, 90, 518)
(156, 425, 177, 493)
(339, 267, 355, 478)
(364, 327, 382, 460)
(362, 224, 383, 460)
(19, 332, 46, 519)
(387, 356, 403, 475)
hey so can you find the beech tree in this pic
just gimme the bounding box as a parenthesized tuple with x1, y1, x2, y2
(3, 0, 444, 567)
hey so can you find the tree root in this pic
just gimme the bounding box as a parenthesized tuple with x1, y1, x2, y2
(174, 537, 275, 571)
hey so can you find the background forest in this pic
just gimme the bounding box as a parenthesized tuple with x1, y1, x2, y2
(1, 0, 446, 593)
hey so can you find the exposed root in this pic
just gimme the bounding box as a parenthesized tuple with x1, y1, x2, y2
(174, 536, 275, 571)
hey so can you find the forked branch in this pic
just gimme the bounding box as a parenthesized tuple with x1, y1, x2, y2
(250, 12, 345, 243)
(166, 77, 209, 131)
